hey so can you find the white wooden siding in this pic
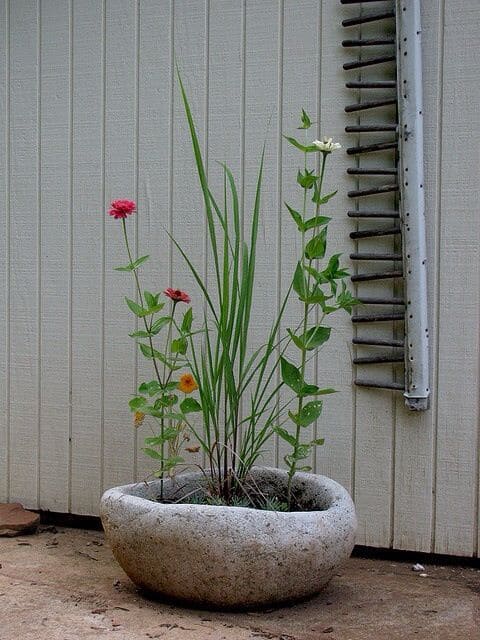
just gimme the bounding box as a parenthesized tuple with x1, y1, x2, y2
(0, 0, 479, 557)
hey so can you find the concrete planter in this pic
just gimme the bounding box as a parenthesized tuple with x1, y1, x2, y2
(100, 467, 356, 610)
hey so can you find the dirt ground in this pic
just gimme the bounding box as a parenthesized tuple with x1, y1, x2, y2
(0, 526, 478, 640)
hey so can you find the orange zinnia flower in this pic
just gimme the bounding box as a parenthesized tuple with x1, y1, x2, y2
(178, 373, 198, 394)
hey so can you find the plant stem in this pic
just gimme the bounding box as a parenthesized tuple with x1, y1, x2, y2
(286, 150, 329, 508)
(121, 218, 166, 497)
(121, 219, 163, 387)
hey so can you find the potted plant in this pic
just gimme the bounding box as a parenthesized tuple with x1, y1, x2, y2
(100, 76, 357, 610)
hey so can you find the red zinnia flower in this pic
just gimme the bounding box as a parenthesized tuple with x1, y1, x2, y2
(108, 199, 136, 219)
(164, 288, 191, 304)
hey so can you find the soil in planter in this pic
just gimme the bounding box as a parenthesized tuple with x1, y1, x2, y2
(148, 473, 326, 513)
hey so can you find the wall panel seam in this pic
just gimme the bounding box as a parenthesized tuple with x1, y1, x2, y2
(5, 0, 10, 501)
(100, 0, 107, 495)
(274, 0, 284, 469)
(36, 0, 42, 508)
(431, 0, 445, 554)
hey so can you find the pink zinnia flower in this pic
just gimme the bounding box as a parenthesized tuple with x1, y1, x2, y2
(108, 199, 136, 219)
(164, 288, 191, 304)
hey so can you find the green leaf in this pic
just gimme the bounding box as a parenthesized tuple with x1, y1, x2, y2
(287, 328, 307, 352)
(138, 303, 165, 317)
(292, 262, 308, 298)
(141, 406, 164, 418)
(312, 186, 337, 205)
(293, 444, 311, 460)
(143, 447, 163, 460)
(154, 394, 178, 408)
(273, 426, 297, 447)
(163, 381, 180, 392)
(181, 307, 193, 333)
(157, 455, 184, 473)
(144, 290, 157, 308)
(299, 383, 321, 397)
(114, 255, 150, 272)
(138, 380, 162, 397)
(161, 412, 185, 421)
(129, 396, 147, 411)
(304, 265, 327, 284)
(303, 215, 330, 231)
(280, 357, 303, 394)
(336, 282, 358, 314)
(139, 343, 163, 360)
(302, 325, 331, 350)
(311, 438, 325, 446)
(180, 397, 202, 414)
(305, 228, 327, 260)
(285, 203, 304, 231)
(283, 135, 318, 153)
(125, 297, 144, 317)
(290, 400, 323, 427)
(315, 388, 337, 395)
(129, 330, 152, 338)
(171, 337, 188, 355)
(299, 289, 327, 305)
(150, 316, 171, 335)
(296, 169, 317, 189)
(144, 428, 178, 446)
(138, 344, 183, 370)
(298, 108, 312, 130)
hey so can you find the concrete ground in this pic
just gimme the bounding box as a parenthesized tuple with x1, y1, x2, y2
(0, 527, 478, 640)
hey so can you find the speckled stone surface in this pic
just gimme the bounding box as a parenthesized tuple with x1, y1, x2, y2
(100, 467, 357, 610)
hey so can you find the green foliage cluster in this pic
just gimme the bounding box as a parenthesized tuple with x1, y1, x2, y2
(111, 73, 357, 510)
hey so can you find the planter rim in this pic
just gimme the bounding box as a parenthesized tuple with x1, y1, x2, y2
(101, 466, 353, 518)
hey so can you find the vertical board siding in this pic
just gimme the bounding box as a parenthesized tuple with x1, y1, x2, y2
(102, 0, 137, 490)
(135, 0, 173, 482)
(243, 0, 281, 468)
(278, 0, 320, 474)
(8, 0, 40, 508)
(1, 0, 479, 557)
(315, 0, 355, 492)
(70, 0, 105, 514)
(38, 0, 71, 512)
(434, 0, 480, 557)
(0, 0, 8, 502)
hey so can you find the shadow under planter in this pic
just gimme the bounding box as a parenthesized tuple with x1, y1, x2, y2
(100, 467, 357, 610)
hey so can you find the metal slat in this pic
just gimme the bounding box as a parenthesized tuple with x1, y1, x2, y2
(350, 252, 403, 261)
(356, 297, 404, 306)
(342, 39, 395, 48)
(345, 99, 397, 113)
(350, 226, 400, 239)
(348, 184, 399, 198)
(353, 355, 405, 365)
(341, 0, 390, 4)
(352, 312, 405, 323)
(345, 124, 397, 132)
(347, 141, 398, 154)
(342, 11, 395, 28)
(343, 55, 396, 71)
(351, 270, 403, 282)
(345, 80, 397, 88)
(347, 167, 397, 175)
(347, 209, 399, 218)
(353, 337, 404, 347)
(355, 379, 405, 391)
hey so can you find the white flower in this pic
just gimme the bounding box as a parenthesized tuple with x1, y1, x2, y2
(312, 137, 342, 153)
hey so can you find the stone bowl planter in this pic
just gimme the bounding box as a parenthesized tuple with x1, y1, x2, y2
(100, 467, 356, 610)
